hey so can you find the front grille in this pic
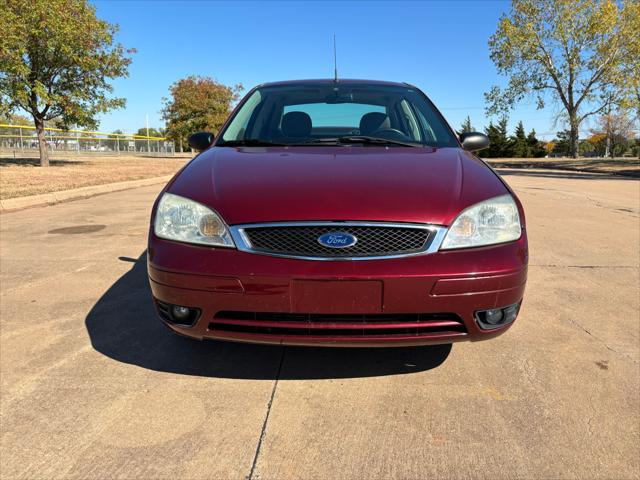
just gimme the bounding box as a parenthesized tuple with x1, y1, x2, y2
(209, 311, 467, 338)
(241, 224, 435, 259)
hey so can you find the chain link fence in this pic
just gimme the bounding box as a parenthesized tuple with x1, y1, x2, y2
(0, 124, 175, 156)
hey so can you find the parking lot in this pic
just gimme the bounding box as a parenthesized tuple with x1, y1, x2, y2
(1, 168, 638, 479)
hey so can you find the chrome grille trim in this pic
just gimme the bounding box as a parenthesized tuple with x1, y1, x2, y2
(228, 222, 447, 261)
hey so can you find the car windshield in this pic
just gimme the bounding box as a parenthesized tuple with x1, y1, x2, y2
(218, 82, 458, 148)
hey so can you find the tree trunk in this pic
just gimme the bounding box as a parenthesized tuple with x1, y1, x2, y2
(569, 114, 579, 158)
(34, 118, 50, 167)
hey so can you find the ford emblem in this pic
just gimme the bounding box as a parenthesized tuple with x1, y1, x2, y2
(317, 232, 358, 249)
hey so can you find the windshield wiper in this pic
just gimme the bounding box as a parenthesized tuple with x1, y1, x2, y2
(338, 136, 421, 147)
(218, 139, 288, 147)
(303, 136, 421, 147)
(222, 136, 421, 147)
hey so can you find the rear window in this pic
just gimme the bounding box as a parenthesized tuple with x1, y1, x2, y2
(283, 103, 386, 128)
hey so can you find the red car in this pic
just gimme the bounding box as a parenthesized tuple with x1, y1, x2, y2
(148, 79, 527, 347)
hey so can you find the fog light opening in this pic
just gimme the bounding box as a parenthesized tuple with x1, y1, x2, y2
(156, 301, 200, 327)
(171, 305, 191, 321)
(169, 304, 200, 326)
(484, 309, 504, 325)
(475, 302, 521, 330)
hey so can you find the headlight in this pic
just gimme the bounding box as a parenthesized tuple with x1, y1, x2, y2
(154, 193, 235, 247)
(441, 194, 521, 250)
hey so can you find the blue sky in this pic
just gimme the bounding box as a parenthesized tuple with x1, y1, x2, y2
(93, 0, 568, 139)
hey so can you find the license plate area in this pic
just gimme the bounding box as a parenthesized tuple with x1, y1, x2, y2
(290, 280, 383, 314)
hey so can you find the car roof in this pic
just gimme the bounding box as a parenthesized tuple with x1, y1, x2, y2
(257, 79, 415, 88)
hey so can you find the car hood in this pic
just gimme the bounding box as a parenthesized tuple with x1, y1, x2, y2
(166, 146, 509, 225)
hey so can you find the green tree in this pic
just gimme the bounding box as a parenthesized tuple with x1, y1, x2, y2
(135, 127, 162, 138)
(552, 130, 572, 156)
(527, 129, 547, 157)
(485, 0, 639, 158)
(106, 129, 126, 151)
(0, 0, 133, 166)
(484, 116, 513, 158)
(483, 122, 496, 158)
(460, 116, 474, 133)
(162, 76, 242, 151)
(511, 121, 530, 157)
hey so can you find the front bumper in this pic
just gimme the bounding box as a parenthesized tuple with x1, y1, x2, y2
(147, 233, 528, 347)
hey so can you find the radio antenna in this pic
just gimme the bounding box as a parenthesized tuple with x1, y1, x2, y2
(333, 34, 338, 82)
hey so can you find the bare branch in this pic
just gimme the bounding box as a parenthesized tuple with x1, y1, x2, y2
(532, 28, 571, 110)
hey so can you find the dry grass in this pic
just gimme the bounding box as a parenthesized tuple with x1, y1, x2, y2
(0, 153, 190, 199)
(2, 152, 637, 200)
(486, 157, 640, 177)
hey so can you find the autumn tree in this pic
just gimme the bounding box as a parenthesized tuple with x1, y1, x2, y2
(592, 111, 636, 157)
(619, 1, 640, 125)
(0, 113, 30, 125)
(544, 141, 555, 156)
(162, 76, 242, 151)
(485, 0, 639, 158)
(0, 0, 133, 166)
(0, 113, 30, 149)
(586, 133, 608, 156)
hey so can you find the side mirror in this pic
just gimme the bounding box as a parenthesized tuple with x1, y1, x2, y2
(460, 132, 489, 152)
(188, 132, 214, 151)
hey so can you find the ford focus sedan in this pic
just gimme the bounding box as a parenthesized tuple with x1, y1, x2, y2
(148, 79, 527, 347)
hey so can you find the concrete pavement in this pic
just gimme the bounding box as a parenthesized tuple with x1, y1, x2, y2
(0, 175, 174, 212)
(1, 168, 638, 479)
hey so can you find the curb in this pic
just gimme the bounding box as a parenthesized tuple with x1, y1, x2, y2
(0, 175, 173, 213)
(486, 161, 639, 178)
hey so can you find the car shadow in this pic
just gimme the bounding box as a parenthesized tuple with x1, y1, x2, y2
(85, 252, 452, 380)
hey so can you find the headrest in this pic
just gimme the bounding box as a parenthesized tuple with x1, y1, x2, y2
(359, 112, 390, 135)
(281, 111, 312, 137)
